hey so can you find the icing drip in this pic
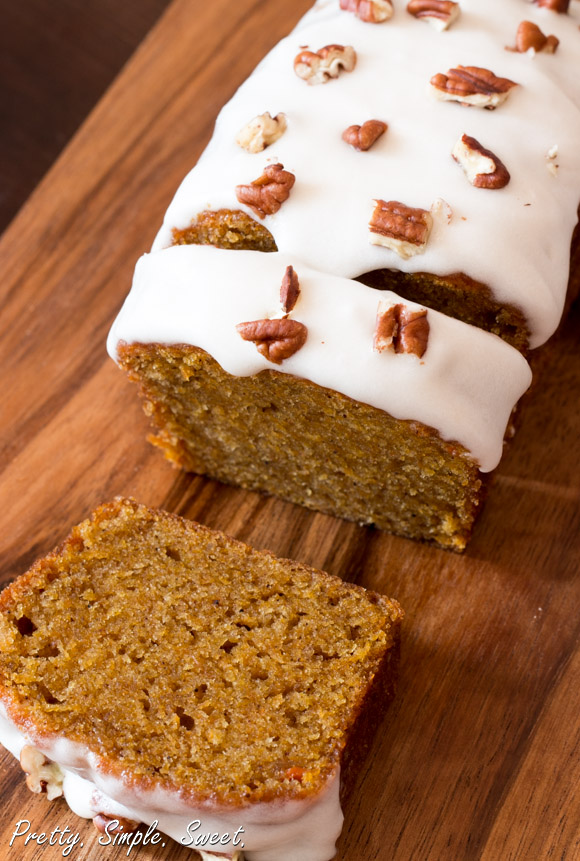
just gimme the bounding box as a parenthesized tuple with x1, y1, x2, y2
(0, 705, 343, 861)
(107, 244, 532, 473)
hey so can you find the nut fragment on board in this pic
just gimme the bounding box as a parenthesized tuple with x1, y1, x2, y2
(430, 66, 518, 109)
(407, 0, 460, 30)
(339, 0, 394, 22)
(374, 302, 430, 358)
(236, 163, 295, 218)
(19, 745, 64, 800)
(452, 135, 510, 189)
(342, 120, 388, 151)
(236, 318, 308, 364)
(369, 199, 433, 258)
(294, 44, 357, 85)
(236, 112, 288, 153)
(507, 21, 559, 54)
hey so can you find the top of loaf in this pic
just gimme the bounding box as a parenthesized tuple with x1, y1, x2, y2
(153, 0, 580, 348)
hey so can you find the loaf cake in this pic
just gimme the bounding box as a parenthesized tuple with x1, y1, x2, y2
(0, 498, 403, 860)
(108, 0, 580, 549)
(108, 247, 531, 551)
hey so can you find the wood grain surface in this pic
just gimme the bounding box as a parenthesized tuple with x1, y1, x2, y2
(0, 0, 171, 233)
(0, 1, 579, 859)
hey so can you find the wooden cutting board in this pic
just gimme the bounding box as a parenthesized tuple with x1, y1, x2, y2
(0, 1, 579, 858)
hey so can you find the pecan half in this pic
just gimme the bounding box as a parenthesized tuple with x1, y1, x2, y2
(93, 815, 141, 835)
(430, 66, 518, 109)
(294, 44, 356, 85)
(339, 0, 394, 22)
(236, 112, 288, 153)
(342, 120, 388, 151)
(407, 0, 460, 30)
(374, 302, 430, 358)
(280, 266, 300, 313)
(507, 21, 559, 54)
(237, 318, 308, 364)
(369, 200, 433, 259)
(19, 745, 64, 801)
(452, 134, 510, 190)
(235, 163, 295, 219)
(533, 0, 569, 11)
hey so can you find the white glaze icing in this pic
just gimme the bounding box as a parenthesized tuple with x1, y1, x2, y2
(107, 244, 532, 473)
(0, 704, 342, 861)
(153, 0, 580, 348)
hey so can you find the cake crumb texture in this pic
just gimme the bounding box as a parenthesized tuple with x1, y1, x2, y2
(0, 499, 402, 806)
(119, 344, 484, 551)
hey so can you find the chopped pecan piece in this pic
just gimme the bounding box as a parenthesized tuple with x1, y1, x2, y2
(374, 302, 430, 358)
(294, 44, 356, 85)
(235, 163, 295, 219)
(431, 197, 453, 224)
(430, 66, 518, 109)
(407, 0, 460, 30)
(507, 21, 559, 54)
(452, 134, 510, 190)
(533, 0, 569, 11)
(236, 112, 288, 153)
(280, 266, 300, 313)
(237, 318, 308, 364)
(369, 199, 433, 259)
(93, 815, 141, 835)
(339, 0, 394, 22)
(19, 745, 64, 801)
(545, 145, 559, 177)
(342, 120, 388, 151)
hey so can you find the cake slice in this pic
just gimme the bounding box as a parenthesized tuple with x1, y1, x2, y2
(108, 246, 532, 551)
(0, 498, 403, 861)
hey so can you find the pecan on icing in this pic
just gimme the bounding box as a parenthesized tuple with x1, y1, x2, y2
(430, 66, 518, 109)
(407, 0, 460, 30)
(533, 0, 569, 11)
(369, 199, 433, 259)
(374, 302, 430, 358)
(236, 318, 308, 364)
(431, 197, 453, 224)
(339, 0, 394, 22)
(452, 134, 510, 190)
(19, 745, 64, 801)
(93, 815, 141, 835)
(236, 112, 288, 153)
(280, 266, 300, 313)
(294, 44, 356, 85)
(342, 120, 388, 151)
(546, 144, 559, 177)
(235, 163, 295, 219)
(507, 21, 559, 54)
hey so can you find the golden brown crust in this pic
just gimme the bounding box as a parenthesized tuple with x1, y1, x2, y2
(358, 268, 529, 352)
(171, 209, 277, 252)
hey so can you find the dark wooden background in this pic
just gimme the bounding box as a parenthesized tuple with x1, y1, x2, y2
(0, 0, 171, 232)
(0, 1, 579, 859)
